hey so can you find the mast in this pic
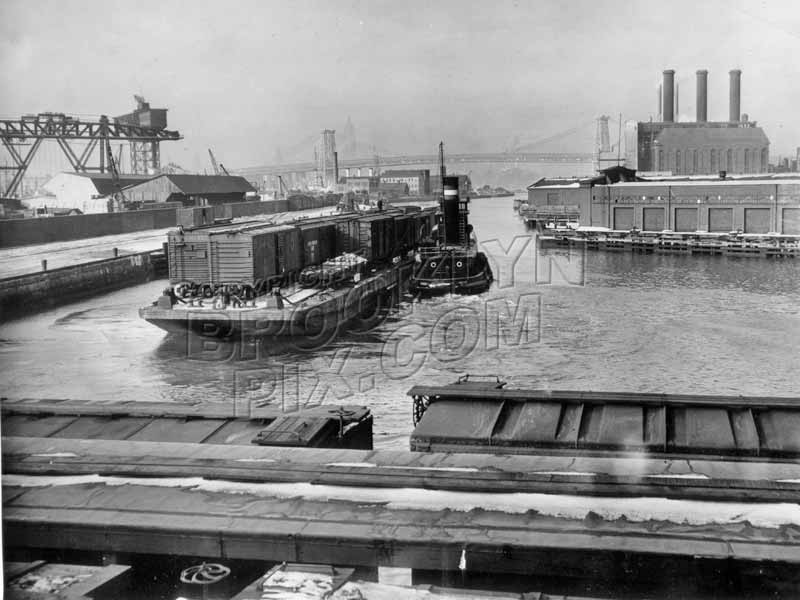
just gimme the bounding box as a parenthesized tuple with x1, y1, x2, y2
(439, 141, 446, 246)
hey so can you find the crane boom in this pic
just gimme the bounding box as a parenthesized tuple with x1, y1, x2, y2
(208, 149, 220, 175)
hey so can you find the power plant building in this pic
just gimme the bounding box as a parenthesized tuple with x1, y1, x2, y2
(628, 69, 769, 175)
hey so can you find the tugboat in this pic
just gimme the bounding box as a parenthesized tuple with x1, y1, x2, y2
(408, 143, 493, 296)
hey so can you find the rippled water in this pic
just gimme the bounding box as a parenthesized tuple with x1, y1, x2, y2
(2, 196, 799, 449)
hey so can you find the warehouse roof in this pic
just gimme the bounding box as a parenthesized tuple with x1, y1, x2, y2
(64, 172, 152, 195)
(527, 166, 640, 190)
(125, 174, 256, 195)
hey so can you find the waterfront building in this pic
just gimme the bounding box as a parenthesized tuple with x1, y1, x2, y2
(527, 167, 800, 234)
(30, 172, 150, 214)
(123, 174, 256, 207)
(379, 169, 430, 196)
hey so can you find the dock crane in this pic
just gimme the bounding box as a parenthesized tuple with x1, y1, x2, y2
(277, 175, 289, 200)
(208, 148, 230, 176)
(105, 136, 127, 211)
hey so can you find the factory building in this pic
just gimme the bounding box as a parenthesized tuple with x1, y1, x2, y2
(627, 69, 769, 175)
(379, 169, 430, 196)
(123, 174, 257, 207)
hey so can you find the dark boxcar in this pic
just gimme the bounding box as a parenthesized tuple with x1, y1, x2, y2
(298, 222, 337, 266)
(356, 213, 397, 262)
(251, 224, 301, 282)
(393, 214, 414, 252)
(335, 217, 361, 254)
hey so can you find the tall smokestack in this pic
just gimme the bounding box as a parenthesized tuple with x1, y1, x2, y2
(729, 69, 741, 122)
(658, 84, 662, 120)
(696, 69, 708, 122)
(662, 69, 675, 122)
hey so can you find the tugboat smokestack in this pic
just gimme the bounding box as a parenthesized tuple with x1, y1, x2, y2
(442, 176, 461, 245)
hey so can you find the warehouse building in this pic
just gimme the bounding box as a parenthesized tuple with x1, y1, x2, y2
(123, 174, 257, 207)
(379, 169, 430, 196)
(527, 167, 800, 234)
(626, 69, 770, 175)
(526, 166, 639, 221)
(29, 172, 151, 214)
(592, 175, 800, 234)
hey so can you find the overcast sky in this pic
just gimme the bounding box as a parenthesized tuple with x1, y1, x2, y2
(2, 0, 799, 171)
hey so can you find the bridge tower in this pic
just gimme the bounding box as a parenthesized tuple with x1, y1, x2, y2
(316, 129, 337, 188)
(595, 115, 611, 154)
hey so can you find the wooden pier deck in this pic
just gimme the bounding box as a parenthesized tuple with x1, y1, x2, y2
(540, 230, 800, 258)
(3, 437, 800, 572)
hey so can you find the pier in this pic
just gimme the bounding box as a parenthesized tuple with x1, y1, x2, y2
(539, 229, 800, 258)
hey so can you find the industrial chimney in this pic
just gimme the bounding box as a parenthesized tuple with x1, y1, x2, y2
(696, 69, 708, 122)
(662, 70, 675, 123)
(729, 69, 741, 122)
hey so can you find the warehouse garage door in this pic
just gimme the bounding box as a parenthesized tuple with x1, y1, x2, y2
(708, 208, 733, 232)
(642, 207, 664, 231)
(783, 208, 800, 234)
(674, 208, 698, 232)
(744, 208, 770, 233)
(613, 207, 634, 230)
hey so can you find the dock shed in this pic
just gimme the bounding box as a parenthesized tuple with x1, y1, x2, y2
(124, 174, 256, 207)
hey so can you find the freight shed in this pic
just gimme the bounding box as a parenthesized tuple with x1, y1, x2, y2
(124, 174, 256, 207)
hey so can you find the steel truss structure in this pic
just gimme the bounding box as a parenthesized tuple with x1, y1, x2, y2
(0, 112, 181, 198)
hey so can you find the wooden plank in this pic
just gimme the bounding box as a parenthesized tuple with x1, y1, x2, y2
(2, 416, 79, 438)
(670, 408, 737, 454)
(410, 401, 504, 444)
(492, 402, 562, 444)
(49, 416, 152, 441)
(582, 405, 644, 449)
(555, 404, 584, 446)
(644, 406, 666, 450)
(730, 409, 760, 455)
(126, 418, 227, 443)
(201, 419, 268, 445)
(757, 410, 800, 455)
